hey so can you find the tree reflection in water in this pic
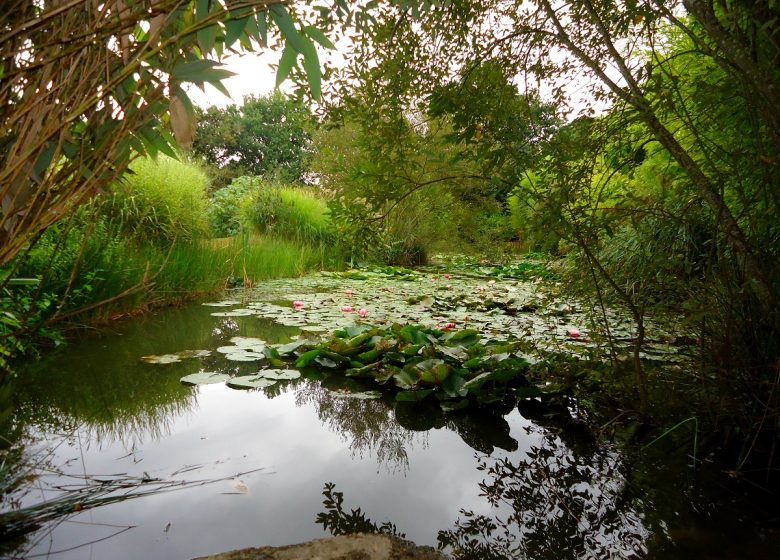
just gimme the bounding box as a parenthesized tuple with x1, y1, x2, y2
(315, 414, 652, 560)
(294, 381, 423, 472)
(436, 421, 648, 559)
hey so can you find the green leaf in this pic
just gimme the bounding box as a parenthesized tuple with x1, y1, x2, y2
(462, 371, 493, 392)
(393, 369, 420, 389)
(269, 4, 307, 54)
(33, 141, 56, 179)
(227, 376, 277, 389)
(198, 24, 219, 54)
(181, 372, 230, 385)
(305, 26, 336, 49)
(441, 374, 468, 398)
(276, 45, 298, 87)
(295, 348, 321, 367)
(170, 59, 234, 84)
(225, 17, 249, 48)
(302, 42, 322, 100)
(261, 369, 301, 380)
(257, 10, 268, 46)
(396, 389, 434, 402)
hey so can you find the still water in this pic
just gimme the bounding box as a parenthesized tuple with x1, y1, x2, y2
(2, 294, 778, 559)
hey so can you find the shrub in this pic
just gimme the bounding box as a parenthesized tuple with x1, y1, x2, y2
(207, 177, 256, 237)
(107, 155, 209, 245)
(242, 180, 334, 245)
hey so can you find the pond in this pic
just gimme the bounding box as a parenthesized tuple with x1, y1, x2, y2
(2, 268, 778, 559)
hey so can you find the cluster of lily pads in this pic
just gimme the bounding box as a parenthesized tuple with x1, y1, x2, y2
(166, 322, 546, 411)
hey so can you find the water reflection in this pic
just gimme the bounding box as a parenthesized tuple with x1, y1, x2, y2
(295, 382, 420, 471)
(315, 419, 648, 559)
(437, 422, 648, 559)
(3, 297, 777, 560)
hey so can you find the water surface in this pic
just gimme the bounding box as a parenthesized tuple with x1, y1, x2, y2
(2, 284, 778, 559)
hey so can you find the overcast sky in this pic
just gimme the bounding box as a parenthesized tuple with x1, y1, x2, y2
(186, 51, 280, 108)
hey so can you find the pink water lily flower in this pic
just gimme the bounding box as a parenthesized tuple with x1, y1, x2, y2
(341, 305, 354, 313)
(446, 284, 452, 290)
(345, 289, 354, 297)
(358, 308, 369, 318)
(443, 274, 451, 280)
(443, 322, 456, 331)
(567, 328, 581, 338)
(293, 300, 304, 309)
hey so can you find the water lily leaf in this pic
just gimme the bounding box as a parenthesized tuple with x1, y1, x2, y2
(227, 376, 278, 389)
(141, 354, 182, 364)
(346, 362, 380, 378)
(393, 369, 420, 390)
(434, 344, 468, 362)
(211, 309, 255, 317)
(384, 351, 406, 364)
(259, 369, 301, 380)
(176, 349, 212, 359)
(275, 339, 310, 355)
(329, 390, 382, 400)
(230, 336, 265, 347)
(315, 355, 339, 368)
(441, 374, 468, 398)
(462, 371, 494, 392)
(202, 300, 240, 307)
(440, 398, 470, 412)
(181, 372, 230, 385)
(463, 357, 483, 370)
(295, 348, 321, 367)
(217, 345, 243, 354)
(441, 328, 480, 346)
(396, 389, 434, 402)
(225, 352, 265, 362)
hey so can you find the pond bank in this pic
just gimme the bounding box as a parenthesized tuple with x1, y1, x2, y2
(195, 534, 445, 560)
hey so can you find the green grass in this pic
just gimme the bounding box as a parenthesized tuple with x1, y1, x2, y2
(78, 234, 339, 322)
(108, 155, 209, 244)
(243, 184, 335, 245)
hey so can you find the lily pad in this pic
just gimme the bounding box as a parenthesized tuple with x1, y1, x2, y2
(260, 369, 301, 380)
(141, 354, 182, 364)
(181, 372, 230, 385)
(227, 376, 278, 389)
(224, 352, 265, 362)
(211, 309, 256, 317)
(230, 336, 266, 347)
(202, 300, 241, 307)
(176, 349, 212, 359)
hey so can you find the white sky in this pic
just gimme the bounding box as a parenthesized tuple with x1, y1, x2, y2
(186, 50, 290, 108)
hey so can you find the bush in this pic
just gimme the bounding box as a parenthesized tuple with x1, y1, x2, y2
(207, 177, 255, 237)
(107, 155, 209, 245)
(242, 179, 334, 245)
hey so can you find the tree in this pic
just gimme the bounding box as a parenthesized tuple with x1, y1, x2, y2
(192, 92, 313, 185)
(0, 0, 340, 268)
(325, 0, 779, 312)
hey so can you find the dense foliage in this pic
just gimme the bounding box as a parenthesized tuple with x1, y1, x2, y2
(0, 0, 343, 267)
(192, 93, 313, 187)
(312, 0, 780, 470)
